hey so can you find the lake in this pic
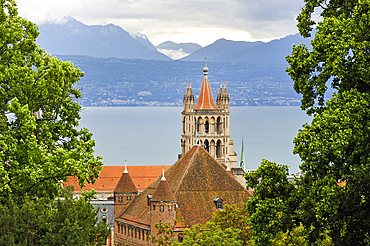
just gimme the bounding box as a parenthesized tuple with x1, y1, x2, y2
(78, 106, 312, 174)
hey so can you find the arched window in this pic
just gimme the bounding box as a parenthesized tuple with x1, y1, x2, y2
(216, 140, 221, 158)
(216, 117, 222, 134)
(205, 120, 209, 133)
(204, 139, 209, 153)
(183, 117, 186, 134)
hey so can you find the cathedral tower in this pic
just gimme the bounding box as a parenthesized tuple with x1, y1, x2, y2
(181, 59, 237, 167)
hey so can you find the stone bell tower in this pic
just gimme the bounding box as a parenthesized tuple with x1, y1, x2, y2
(181, 58, 237, 167)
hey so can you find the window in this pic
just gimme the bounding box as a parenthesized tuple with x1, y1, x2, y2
(160, 205, 164, 212)
(213, 197, 224, 210)
(168, 205, 172, 211)
(205, 121, 209, 133)
(152, 205, 156, 210)
(127, 196, 131, 201)
(217, 201, 223, 210)
(102, 217, 107, 224)
(101, 207, 108, 213)
(204, 139, 209, 153)
(119, 196, 123, 202)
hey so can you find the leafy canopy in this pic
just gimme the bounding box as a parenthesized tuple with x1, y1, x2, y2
(151, 203, 251, 246)
(0, 0, 103, 204)
(245, 160, 298, 245)
(294, 89, 370, 244)
(0, 194, 110, 246)
(286, 0, 370, 115)
(285, 0, 370, 244)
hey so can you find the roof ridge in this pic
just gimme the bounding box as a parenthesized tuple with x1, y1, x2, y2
(174, 147, 199, 195)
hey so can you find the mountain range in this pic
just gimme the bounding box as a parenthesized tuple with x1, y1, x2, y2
(37, 18, 313, 64)
(37, 18, 170, 61)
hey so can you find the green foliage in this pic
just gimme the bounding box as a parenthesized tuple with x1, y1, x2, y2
(148, 221, 177, 246)
(0, 1, 107, 244)
(0, 0, 102, 204)
(286, 0, 370, 115)
(294, 89, 370, 244)
(151, 204, 251, 246)
(285, 0, 370, 243)
(0, 195, 110, 246)
(245, 160, 298, 245)
(172, 204, 250, 246)
(60, 184, 75, 198)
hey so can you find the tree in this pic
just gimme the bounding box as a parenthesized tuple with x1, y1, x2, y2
(293, 89, 370, 244)
(0, 0, 103, 204)
(151, 204, 251, 246)
(148, 221, 177, 246)
(0, 194, 110, 246)
(286, 0, 370, 244)
(286, 0, 370, 115)
(0, 1, 108, 244)
(245, 159, 298, 245)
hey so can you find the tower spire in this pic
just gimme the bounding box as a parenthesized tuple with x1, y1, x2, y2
(194, 58, 219, 110)
(240, 133, 246, 171)
(124, 158, 128, 173)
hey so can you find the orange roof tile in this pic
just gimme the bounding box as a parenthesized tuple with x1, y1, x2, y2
(63, 165, 171, 192)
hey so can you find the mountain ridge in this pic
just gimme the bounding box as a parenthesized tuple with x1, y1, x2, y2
(37, 18, 171, 60)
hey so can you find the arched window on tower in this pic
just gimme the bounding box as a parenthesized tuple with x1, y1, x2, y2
(216, 117, 222, 134)
(183, 117, 186, 134)
(205, 120, 209, 133)
(216, 140, 221, 158)
(204, 139, 209, 153)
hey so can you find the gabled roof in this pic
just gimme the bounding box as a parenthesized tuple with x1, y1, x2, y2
(194, 60, 219, 110)
(63, 165, 171, 192)
(114, 171, 138, 193)
(117, 146, 251, 229)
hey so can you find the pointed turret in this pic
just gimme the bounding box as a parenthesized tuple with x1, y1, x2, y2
(114, 159, 138, 219)
(194, 58, 219, 110)
(150, 167, 177, 237)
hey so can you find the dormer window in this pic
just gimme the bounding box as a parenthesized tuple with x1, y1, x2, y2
(213, 197, 224, 210)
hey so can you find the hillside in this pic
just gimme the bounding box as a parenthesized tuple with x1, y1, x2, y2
(37, 18, 171, 60)
(58, 55, 300, 107)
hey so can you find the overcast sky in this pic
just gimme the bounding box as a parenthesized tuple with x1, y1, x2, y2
(16, 0, 307, 47)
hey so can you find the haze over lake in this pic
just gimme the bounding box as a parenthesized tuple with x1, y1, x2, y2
(79, 106, 312, 174)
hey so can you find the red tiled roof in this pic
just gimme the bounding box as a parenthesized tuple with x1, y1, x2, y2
(117, 146, 251, 228)
(152, 180, 176, 202)
(63, 165, 171, 192)
(114, 172, 138, 193)
(194, 68, 219, 110)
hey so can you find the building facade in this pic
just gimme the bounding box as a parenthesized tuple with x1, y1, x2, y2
(181, 59, 237, 167)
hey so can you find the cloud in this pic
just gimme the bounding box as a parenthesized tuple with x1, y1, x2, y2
(157, 48, 190, 60)
(137, 91, 153, 96)
(16, 0, 304, 46)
